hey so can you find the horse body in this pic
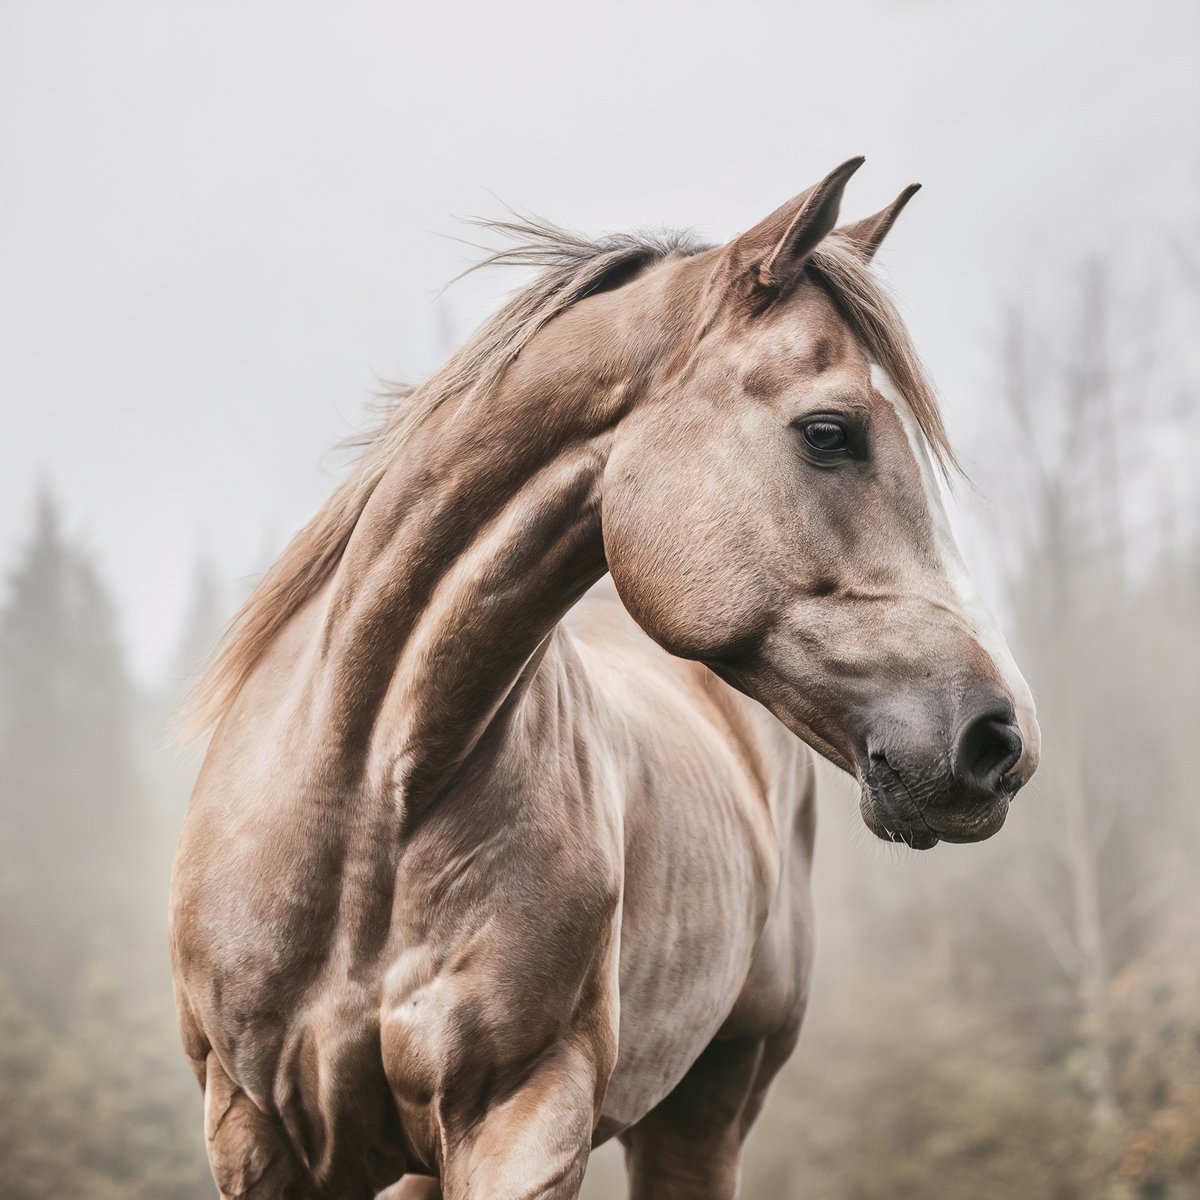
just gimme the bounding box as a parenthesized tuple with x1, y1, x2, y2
(173, 580, 813, 1197)
(172, 160, 1039, 1198)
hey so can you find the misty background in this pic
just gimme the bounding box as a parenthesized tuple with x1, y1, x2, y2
(1, 1, 1197, 1197)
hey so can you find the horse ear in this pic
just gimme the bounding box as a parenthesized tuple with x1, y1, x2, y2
(835, 183, 921, 261)
(725, 157, 865, 301)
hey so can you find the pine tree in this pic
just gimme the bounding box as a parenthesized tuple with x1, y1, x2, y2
(142, 551, 227, 829)
(169, 554, 225, 700)
(0, 489, 154, 1018)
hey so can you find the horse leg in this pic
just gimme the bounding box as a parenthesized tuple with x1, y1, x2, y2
(203, 1053, 313, 1200)
(438, 1039, 602, 1200)
(619, 1031, 797, 1200)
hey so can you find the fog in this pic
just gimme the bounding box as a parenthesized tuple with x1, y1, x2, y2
(3, 0, 1195, 678)
(2, 3, 1198, 1198)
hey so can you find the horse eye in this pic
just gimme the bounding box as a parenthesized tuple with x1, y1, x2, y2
(802, 420, 849, 454)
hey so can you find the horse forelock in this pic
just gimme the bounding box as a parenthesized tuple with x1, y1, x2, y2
(805, 237, 959, 478)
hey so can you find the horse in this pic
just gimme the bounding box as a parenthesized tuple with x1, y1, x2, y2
(169, 157, 1040, 1200)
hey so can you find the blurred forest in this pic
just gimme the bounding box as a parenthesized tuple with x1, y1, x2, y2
(1, 255, 1197, 1200)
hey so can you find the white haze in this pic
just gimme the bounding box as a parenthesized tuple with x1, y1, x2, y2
(1, 0, 1196, 680)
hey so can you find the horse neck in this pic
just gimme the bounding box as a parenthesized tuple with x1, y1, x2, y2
(306, 257, 698, 798)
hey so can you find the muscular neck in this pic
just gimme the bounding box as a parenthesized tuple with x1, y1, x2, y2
(304, 260, 693, 797)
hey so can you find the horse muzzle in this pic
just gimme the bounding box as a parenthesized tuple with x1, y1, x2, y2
(860, 702, 1033, 849)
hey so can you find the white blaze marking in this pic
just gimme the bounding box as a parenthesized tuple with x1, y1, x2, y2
(871, 365, 1036, 727)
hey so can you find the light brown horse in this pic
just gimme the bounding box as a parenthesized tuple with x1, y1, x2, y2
(170, 158, 1040, 1200)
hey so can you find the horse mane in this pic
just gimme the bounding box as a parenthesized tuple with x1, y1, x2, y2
(183, 216, 953, 737)
(805, 236, 959, 477)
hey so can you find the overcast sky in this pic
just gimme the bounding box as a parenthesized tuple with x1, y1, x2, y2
(2, 0, 1197, 680)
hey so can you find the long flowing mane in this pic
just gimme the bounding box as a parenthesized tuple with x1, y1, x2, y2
(184, 218, 954, 735)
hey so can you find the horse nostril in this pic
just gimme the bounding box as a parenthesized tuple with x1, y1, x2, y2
(954, 712, 1023, 797)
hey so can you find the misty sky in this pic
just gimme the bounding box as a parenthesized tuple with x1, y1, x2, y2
(2, 0, 1197, 680)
